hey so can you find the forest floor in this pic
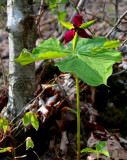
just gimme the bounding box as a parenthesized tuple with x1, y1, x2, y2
(0, 0, 127, 160)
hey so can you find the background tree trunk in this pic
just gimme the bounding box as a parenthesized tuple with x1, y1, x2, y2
(5, 0, 36, 121)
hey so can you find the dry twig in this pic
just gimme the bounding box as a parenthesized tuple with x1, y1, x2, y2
(110, 0, 119, 40)
(106, 10, 127, 38)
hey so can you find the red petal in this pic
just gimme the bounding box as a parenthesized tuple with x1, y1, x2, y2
(78, 29, 92, 39)
(64, 30, 75, 44)
(73, 15, 83, 27)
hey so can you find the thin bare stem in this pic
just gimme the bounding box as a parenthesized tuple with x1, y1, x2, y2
(106, 10, 127, 38)
(110, 0, 119, 40)
(14, 140, 26, 150)
(33, 151, 40, 160)
(36, 0, 44, 26)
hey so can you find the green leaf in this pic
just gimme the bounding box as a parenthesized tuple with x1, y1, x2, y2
(56, 49, 121, 86)
(60, 0, 68, 2)
(13, 49, 35, 65)
(0, 2, 3, 6)
(49, 0, 58, 13)
(80, 20, 96, 29)
(14, 36, 121, 87)
(14, 38, 72, 65)
(0, 118, 8, 133)
(96, 141, 106, 151)
(0, 119, 3, 129)
(102, 40, 120, 49)
(100, 150, 110, 157)
(26, 137, 34, 150)
(56, 37, 121, 86)
(23, 112, 31, 126)
(92, 40, 120, 51)
(81, 148, 97, 153)
(31, 113, 39, 131)
(69, 36, 108, 52)
(60, 21, 74, 30)
(0, 147, 12, 153)
(2, 118, 8, 133)
(23, 112, 39, 130)
(57, 10, 66, 21)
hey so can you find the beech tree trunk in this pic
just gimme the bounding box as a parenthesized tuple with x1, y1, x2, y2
(6, 0, 36, 121)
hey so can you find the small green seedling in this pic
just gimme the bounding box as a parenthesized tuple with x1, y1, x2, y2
(0, 147, 12, 153)
(81, 141, 110, 160)
(23, 112, 39, 131)
(0, 117, 9, 133)
(26, 137, 34, 150)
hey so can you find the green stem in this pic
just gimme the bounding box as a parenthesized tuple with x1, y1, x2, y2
(76, 76, 80, 160)
(73, 33, 80, 160)
(97, 153, 99, 160)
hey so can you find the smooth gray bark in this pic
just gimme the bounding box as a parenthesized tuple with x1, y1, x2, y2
(6, 0, 36, 121)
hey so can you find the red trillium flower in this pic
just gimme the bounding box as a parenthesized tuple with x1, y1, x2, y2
(60, 15, 95, 44)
